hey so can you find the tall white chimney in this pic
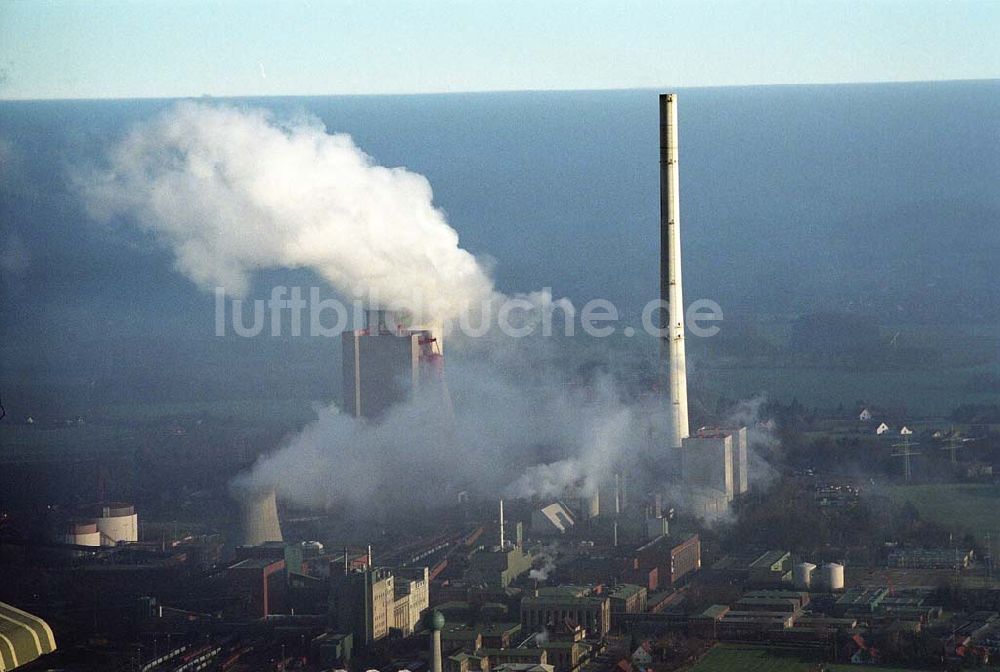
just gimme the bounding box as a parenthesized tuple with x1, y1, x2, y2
(659, 93, 690, 449)
(498, 499, 505, 549)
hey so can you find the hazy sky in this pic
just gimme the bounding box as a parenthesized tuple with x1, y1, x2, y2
(1, 0, 998, 100)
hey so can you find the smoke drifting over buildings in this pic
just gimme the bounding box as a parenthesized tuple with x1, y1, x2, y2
(233, 354, 664, 511)
(79, 97, 775, 518)
(79, 102, 494, 323)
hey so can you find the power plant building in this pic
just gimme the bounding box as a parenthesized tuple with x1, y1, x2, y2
(681, 427, 750, 514)
(681, 432, 734, 502)
(722, 426, 749, 495)
(342, 309, 444, 419)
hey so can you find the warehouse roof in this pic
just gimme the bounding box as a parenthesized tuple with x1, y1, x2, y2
(0, 602, 57, 670)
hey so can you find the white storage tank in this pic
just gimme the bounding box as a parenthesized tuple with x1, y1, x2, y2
(95, 503, 138, 545)
(822, 562, 845, 591)
(793, 562, 817, 590)
(64, 520, 101, 547)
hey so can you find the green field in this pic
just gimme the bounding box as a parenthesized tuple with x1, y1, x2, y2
(888, 483, 1000, 541)
(687, 644, 924, 672)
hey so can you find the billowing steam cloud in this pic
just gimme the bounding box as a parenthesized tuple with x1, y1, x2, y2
(79, 101, 647, 509)
(80, 102, 494, 323)
(80, 102, 777, 513)
(528, 545, 558, 582)
(235, 354, 662, 511)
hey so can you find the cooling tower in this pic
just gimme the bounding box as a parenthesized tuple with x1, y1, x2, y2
(238, 487, 283, 546)
(659, 93, 690, 449)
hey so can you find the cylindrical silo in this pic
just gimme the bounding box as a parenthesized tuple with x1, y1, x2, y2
(64, 520, 101, 547)
(822, 562, 845, 591)
(793, 562, 817, 590)
(95, 503, 138, 546)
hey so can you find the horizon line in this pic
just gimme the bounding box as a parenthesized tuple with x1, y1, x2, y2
(1, 76, 997, 104)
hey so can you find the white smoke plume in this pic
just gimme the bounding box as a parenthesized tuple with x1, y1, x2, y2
(528, 544, 558, 582)
(79, 102, 495, 324)
(76, 101, 684, 510)
(235, 353, 661, 511)
(724, 394, 780, 488)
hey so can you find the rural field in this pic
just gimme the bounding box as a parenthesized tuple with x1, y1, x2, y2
(888, 483, 1000, 541)
(685, 644, 924, 672)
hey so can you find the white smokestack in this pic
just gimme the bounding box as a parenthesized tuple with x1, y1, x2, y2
(659, 93, 690, 449)
(499, 498, 505, 549)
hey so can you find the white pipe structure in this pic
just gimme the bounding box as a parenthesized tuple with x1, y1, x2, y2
(659, 93, 690, 449)
(498, 499, 505, 549)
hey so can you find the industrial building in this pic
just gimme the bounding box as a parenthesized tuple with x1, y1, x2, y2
(520, 586, 611, 638)
(466, 511, 532, 588)
(393, 567, 432, 636)
(58, 502, 139, 548)
(888, 547, 974, 570)
(331, 567, 395, 645)
(94, 502, 139, 545)
(62, 520, 100, 547)
(718, 426, 749, 495)
(225, 556, 287, 619)
(710, 550, 792, 586)
(607, 584, 647, 631)
(619, 533, 701, 590)
(329, 565, 430, 647)
(681, 432, 733, 501)
(681, 427, 750, 507)
(531, 502, 577, 535)
(342, 308, 445, 419)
